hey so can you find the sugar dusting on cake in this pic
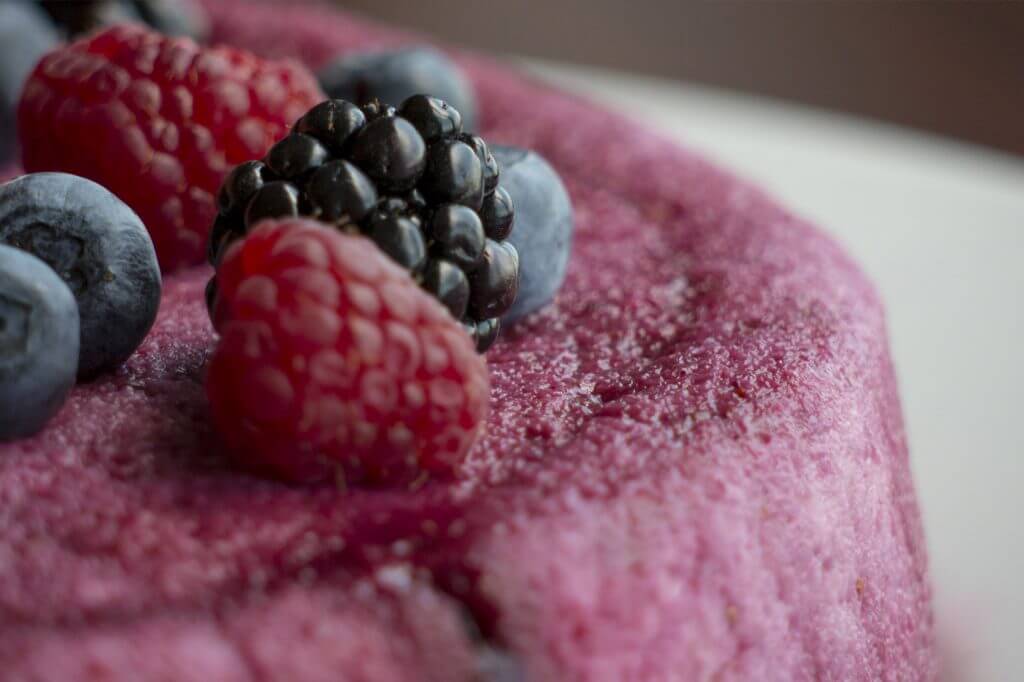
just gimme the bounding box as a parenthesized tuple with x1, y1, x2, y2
(0, 1, 935, 680)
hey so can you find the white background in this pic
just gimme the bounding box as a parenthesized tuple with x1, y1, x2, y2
(526, 61, 1024, 682)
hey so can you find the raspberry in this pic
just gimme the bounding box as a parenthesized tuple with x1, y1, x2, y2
(17, 24, 323, 270)
(206, 218, 489, 485)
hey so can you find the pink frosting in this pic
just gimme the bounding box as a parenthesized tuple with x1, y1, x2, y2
(0, 2, 935, 679)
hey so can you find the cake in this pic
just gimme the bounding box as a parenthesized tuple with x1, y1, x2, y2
(0, 1, 936, 679)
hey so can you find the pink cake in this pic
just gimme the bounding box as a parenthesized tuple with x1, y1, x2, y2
(0, 1, 935, 680)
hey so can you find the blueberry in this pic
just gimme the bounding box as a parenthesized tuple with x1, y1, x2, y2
(349, 115, 427, 193)
(245, 181, 301, 228)
(366, 212, 427, 272)
(467, 240, 519, 320)
(491, 146, 574, 323)
(263, 134, 329, 181)
(0, 1, 59, 163)
(428, 204, 485, 271)
(399, 95, 462, 145)
(0, 245, 79, 441)
(306, 160, 378, 225)
(0, 173, 161, 379)
(420, 139, 484, 210)
(318, 47, 478, 132)
(422, 259, 470, 320)
(294, 99, 366, 155)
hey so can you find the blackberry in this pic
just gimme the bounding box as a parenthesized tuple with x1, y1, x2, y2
(209, 96, 519, 352)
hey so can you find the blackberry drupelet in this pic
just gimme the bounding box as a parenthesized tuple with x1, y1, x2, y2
(209, 95, 518, 353)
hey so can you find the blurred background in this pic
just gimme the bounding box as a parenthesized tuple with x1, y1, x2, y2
(336, 0, 1024, 157)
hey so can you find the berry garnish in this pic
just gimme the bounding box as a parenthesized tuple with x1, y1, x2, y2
(317, 48, 478, 132)
(0, 244, 79, 442)
(398, 94, 462, 145)
(305, 161, 378, 225)
(245, 182, 302, 227)
(481, 186, 515, 241)
(464, 317, 502, 354)
(210, 96, 519, 352)
(420, 138, 485, 209)
(0, 0, 58, 163)
(460, 134, 499, 194)
(422, 258, 471, 321)
(294, 99, 366, 154)
(206, 218, 489, 485)
(468, 240, 519, 320)
(365, 211, 427, 271)
(491, 145, 574, 323)
(428, 204, 486, 271)
(17, 24, 324, 270)
(0, 173, 161, 379)
(348, 114, 427, 193)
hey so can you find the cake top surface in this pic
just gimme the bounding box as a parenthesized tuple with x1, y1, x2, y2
(0, 1, 934, 680)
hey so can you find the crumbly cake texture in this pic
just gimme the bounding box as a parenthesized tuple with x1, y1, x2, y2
(0, 1, 936, 680)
